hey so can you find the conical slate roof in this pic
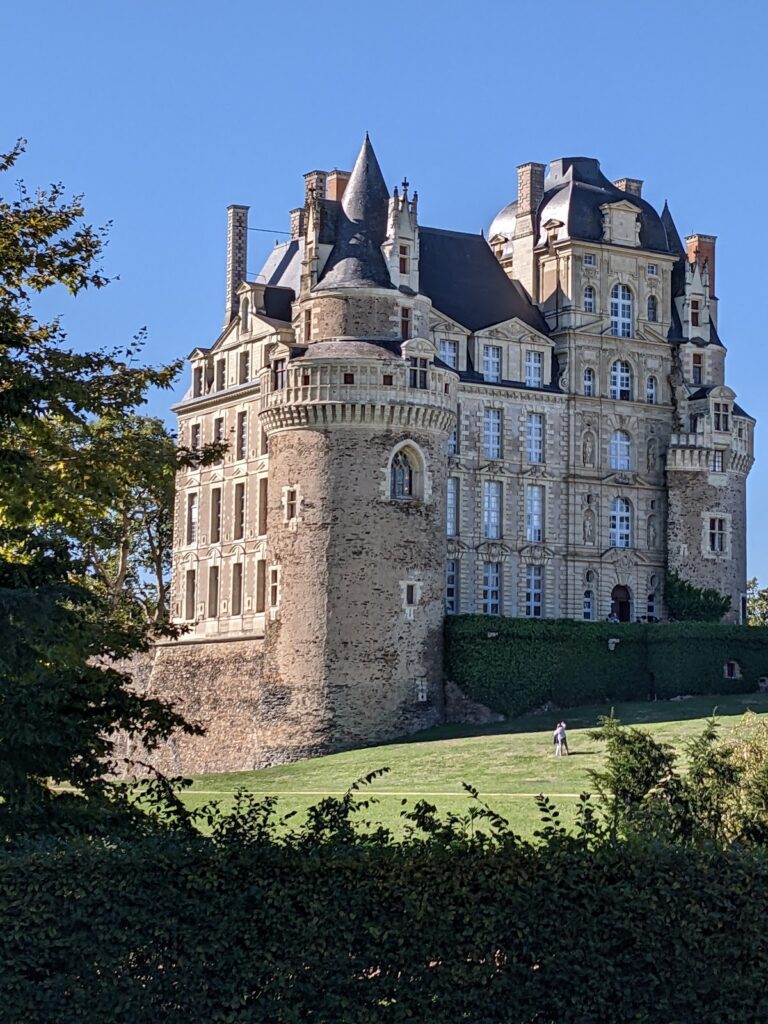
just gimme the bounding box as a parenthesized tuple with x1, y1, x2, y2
(315, 135, 394, 291)
(661, 200, 685, 256)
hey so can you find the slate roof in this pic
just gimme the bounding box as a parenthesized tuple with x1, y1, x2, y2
(292, 338, 402, 361)
(418, 226, 549, 334)
(260, 239, 303, 293)
(262, 285, 294, 323)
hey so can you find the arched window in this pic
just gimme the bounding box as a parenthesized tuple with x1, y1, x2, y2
(609, 430, 631, 470)
(647, 295, 658, 322)
(610, 360, 632, 400)
(610, 284, 633, 337)
(646, 375, 658, 404)
(583, 286, 596, 314)
(240, 296, 250, 334)
(391, 450, 414, 500)
(609, 497, 632, 549)
(583, 367, 595, 397)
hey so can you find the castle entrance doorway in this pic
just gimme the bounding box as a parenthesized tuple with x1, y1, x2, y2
(611, 585, 632, 622)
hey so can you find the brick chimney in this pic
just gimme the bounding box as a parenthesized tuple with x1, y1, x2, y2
(327, 170, 352, 202)
(613, 177, 643, 198)
(303, 170, 327, 203)
(290, 207, 305, 239)
(224, 204, 248, 329)
(685, 234, 717, 297)
(515, 162, 546, 232)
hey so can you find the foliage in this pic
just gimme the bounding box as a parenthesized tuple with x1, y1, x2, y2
(445, 616, 768, 716)
(664, 569, 731, 622)
(747, 577, 768, 627)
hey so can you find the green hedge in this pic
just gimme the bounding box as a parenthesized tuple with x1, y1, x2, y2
(3, 835, 768, 1022)
(445, 616, 768, 716)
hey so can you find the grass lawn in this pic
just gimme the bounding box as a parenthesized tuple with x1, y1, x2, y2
(183, 691, 768, 839)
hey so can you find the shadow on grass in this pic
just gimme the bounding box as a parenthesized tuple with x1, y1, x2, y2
(395, 690, 768, 746)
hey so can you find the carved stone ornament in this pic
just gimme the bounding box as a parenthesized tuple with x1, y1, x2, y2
(582, 432, 596, 467)
(520, 544, 553, 564)
(583, 509, 596, 544)
(476, 541, 512, 561)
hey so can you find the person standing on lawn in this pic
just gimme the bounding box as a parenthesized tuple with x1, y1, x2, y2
(553, 721, 569, 756)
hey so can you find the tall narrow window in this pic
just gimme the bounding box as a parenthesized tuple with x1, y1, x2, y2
(303, 307, 312, 342)
(234, 482, 245, 539)
(184, 569, 196, 621)
(446, 477, 459, 537)
(186, 493, 198, 544)
(391, 450, 415, 500)
(610, 497, 632, 549)
(445, 560, 458, 614)
(609, 430, 632, 471)
(216, 359, 226, 391)
(610, 360, 632, 400)
(710, 450, 724, 473)
(484, 408, 502, 459)
(272, 359, 286, 390)
(439, 338, 458, 368)
(269, 567, 280, 607)
(709, 517, 725, 552)
(286, 487, 298, 520)
(447, 421, 458, 455)
(583, 367, 595, 397)
(525, 351, 543, 387)
(526, 413, 544, 464)
(260, 426, 269, 456)
(691, 299, 700, 328)
(193, 366, 203, 397)
(190, 423, 201, 450)
(231, 563, 243, 616)
(647, 295, 658, 322)
(647, 592, 657, 619)
(399, 244, 410, 275)
(646, 376, 658, 404)
(583, 590, 594, 621)
(408, 357, 428, 389)
(525, 564, 543, 618)
(525, 485, 544, 542)
(401, 306, 412, 340)
(483, 345, 502, 383)
(236, 411, 247, 460)
(482, 562, 501, 615)
(258, 478, 268, 535)
(239, 351, 250, 384)
(255, 560, 266, 613)
(583, 286, 596, 313)
(208, 565, 219, 618)
(610, 284, 633, 337)
(210, 488, 222, 543)
(482, 481, 502, 540)
(692, 353, 703, 385)
(714, 402, 730, 432)
(214, 417, 225, 463)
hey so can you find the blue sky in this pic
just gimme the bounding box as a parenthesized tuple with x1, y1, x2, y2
(3, 0, 766, 579)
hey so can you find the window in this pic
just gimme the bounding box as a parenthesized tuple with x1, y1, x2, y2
(343, 372, 354, 384)
(272, 359, 286, 390)
(447, 420, 458, 455)
(391, 450, 414, 500)
(236, 411, 247, 460)
(525, 564, 543, 618)
(583, 590, 594, 621)
(269, 567, 279, 607)
(647, 592, 657, 619)
(525, 485, 544, 542)
(208, 565, 219, 618)
(193, 366, 203, 397)
(646, 376, 658, 405)
(258, 478, 268, 535)
(239, 351, 250, 384)
(445, 560, 458, 614)
(190, 423, 201, 450)
(647, 263, 658, 277)
(401, 306, 412, 340)
(482, 562, 501, 615)
(609, 430, 631, 471)
(446, 478, 459, 537)
(484, 408, 502, 459)
(583, 367, 595, 397)
(303, 307, 312, 342)
(286, 487, 298, 520)
(724, 660, 740, 679)
(408, 357, 428, 389)
(610, 283, 633, 337)
(692, 353, 703, 385)
(711, 450, 724, 473)
(382, 374, 393, 386)
(186, 493, 198, 544)
(255, 560, 266, 613)
(399, 244, 410, 275)
(216, 359, 226, 391)
(214, 417, 225, 463)
(583, 286, 596, 313)
(405, 584, 416, 606)
(583, 253, 596, 267)
(231, 563, 243, 616)
(525, 350, 543, 387)
(210, 488, 222, 543)
(647, 295, 658, 322)
(714, 402, 730, 432)
(526, 413, 544, 464)
(439, 338, 458, 368)
(234, 483, 245, 539)
(483, 345, 502, 383)
(610, 497, 632, 549)
(184, 569, 196, 621)
(610, 360, 632, 400)
(709, 517, 725, 553)
(691, 299, 700, 328)
(483, 481, 502, 540)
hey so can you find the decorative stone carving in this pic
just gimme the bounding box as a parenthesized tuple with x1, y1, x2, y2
(647, 516, 657, 549)
(647, 437, 658, 472)
(582, 432, 596, 467)
(583, 509, 595, 544)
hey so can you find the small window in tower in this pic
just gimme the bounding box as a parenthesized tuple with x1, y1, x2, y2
(186, 493, 198, 545)
(692, 353, 703, 385)
(714, 402, 730, 432)
(391, 450, 414, 500)
(269, 567, 280, 607)
(401, 306, 412, 340)
(406, 584, 416, 606)
(302, 373, 311, 386)
(272, 359, 286, 390)
(255, 559, 266, 613)
(286, 488, 298, 521)
(709, 517, 726, 553)
(710, 451, 725, 473)
(399, 244, 410, 275)
(583, 286, 596, 314)
(647, 263, 658, 277)
(343, 372, 355, 385)
(408, 357, 428, 390)
(383, 373, 394, 386)
(185, 569, 197, 621)
(304, 307, 312, 342)
(691, 300, 701, 328)
(583, 253, 596, 267)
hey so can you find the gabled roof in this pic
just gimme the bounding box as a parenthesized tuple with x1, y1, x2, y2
(418, 226, 549, 334)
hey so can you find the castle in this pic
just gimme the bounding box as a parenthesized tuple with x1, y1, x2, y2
(146, 136, 754, 773)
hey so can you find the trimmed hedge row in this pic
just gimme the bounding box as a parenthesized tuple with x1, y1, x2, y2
(3, 835, 768, 1022)
(445, 616, 768, 716)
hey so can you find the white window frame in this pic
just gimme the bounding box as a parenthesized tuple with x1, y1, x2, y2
(583, 590, 594, 621)
(525, 564, 543, 618)
(610, 360, 632, 401)
(526, 412, 544, 464)
(484, 408, 502, 460)
(483, 481, 502, 540)
(709, 517, 726, 553)
(525, 484, 544, 543)
(583, 367, 595, 397)
(583, 286, 596, 314)
(647, 263, 658, 277)
(646, 376, 657, 404)
(445, 560, 458, 614)
(525, 350, 543, 388)
(610, 497, 632, 549)
(583, 253, 596, 267)
(186, 492, 199, 545)
(609, 430, 632, 471)
(610, 283, 633, 338)
(483, 345, 502, 383)
(710, 450, 724, 473)
(446, 477, 459, 537)
(482, 562, 501, 615)
(439, 338, 458, 368)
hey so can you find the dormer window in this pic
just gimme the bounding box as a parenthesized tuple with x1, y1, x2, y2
(610, 284, 633, 338)
(691, 299, 701, 328)
(714, 402, 730, 432)
(408, 357, 428, 390)
(525, 350, 543, 388)
(193, 366, 203, 397)
(401, 306, 412, 340)
(272, 358, 286, 391)
(439, 338, 458, 368)
(399, 244, 410, 275)
(483, 345, 502, 383)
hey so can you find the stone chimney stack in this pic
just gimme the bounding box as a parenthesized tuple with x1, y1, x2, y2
(290, 207, 305, 239)
(512, 162, 546, 300)
(224, 204, 249, 329)
(685, 233, 717, 297)
(326, 170, 352, 202)
(303, 170, 328, 203)
(613, 177, 643, 197)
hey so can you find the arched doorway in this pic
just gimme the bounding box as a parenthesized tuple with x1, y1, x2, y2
(611, 585, 632, 622)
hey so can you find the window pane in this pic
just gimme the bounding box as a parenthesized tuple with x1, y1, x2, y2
(439, 338, 458, 368)
(525, 351, 543, 387)
(525, 485, 543, 542)
(482, 562, 500, 615)
(525, 564, 543, 618)
(446, 478, 458, 536)
(445, 560, 458, 614)
(483, 481, 502, 539)
(526, 413, 544, 463)
(484, 409, 502, 459)
(483, 345, 502, 382)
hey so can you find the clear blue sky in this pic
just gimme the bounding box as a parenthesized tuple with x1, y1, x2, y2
(3, 0, 766, 580)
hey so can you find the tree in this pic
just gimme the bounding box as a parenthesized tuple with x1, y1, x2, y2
(664, 570, 731, 622)
(0, 140, 202, 837)
(747, 578, 768, 627)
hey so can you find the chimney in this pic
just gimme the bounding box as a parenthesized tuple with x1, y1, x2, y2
(224, 204, 248, 329)
(685, 234, 717, 297)
(303, 170, 328, 203)
(515, 162, 546, 233)
(327, 169, 352, 202)
(613, 177, 643, 198)
(290, 207, 305, 239)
